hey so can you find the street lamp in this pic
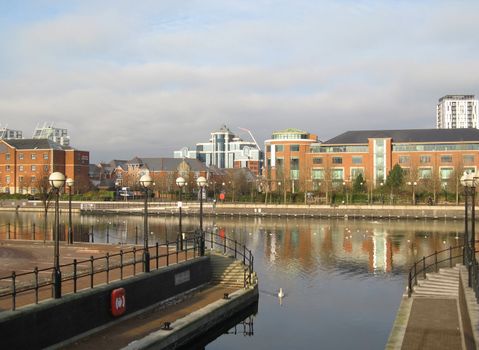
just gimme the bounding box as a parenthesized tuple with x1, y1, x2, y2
(49, 171, 65, 299)
(461, 172, 478, 286)
(197, 176, 207, 256)
(66, 178, 74, 244)
(407, 181, 417, 205)
(342, 181, 347, 204)
(176, 176, 186, 250)
(140, 174, 153, 272)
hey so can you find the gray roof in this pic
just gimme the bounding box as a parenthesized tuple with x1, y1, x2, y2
(3, 138, 72, 150)
(128, 157, 208, 172)
(323, 128, 479, 145)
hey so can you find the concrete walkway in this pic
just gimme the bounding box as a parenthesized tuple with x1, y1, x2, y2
(387, 266, 465, 350)
(60, 284, 237, 349)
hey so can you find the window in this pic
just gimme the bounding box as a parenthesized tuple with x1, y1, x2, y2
(290, 145, 300, 152)
(332, 168, 344, 180)
(5, 165, 10, 171)
(440, 168, 454, 180)
(19, 153, 24, 160)
(44, 165, 49, 172)
(43, 153, 49, 160)
(5, 153, 10, 160)
(351, 168, 364, 179)
(352, 156, 363, 164)
(418, 168, 432, 179)
(441, 155, 452, 163)
(275, 145, 284, 152)
(31, 165, 36, 171)
(6, 176, 10, 184)
(398, 156, 410, 164)
(290, 158, 299, 179)
(420, 155, 431, 164)
(31, 153, 36, 160)
(312, 169, 324, 179)
(31, 176, 36, 183)
(332, 157, 342, 164)
(19, 165, 24, 172)
(464, 155, 474, 164)
(19, 176, 24, 183)
(312, 157, 323, 164)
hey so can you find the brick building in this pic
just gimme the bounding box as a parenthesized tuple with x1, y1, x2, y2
(265, 128, 479, 195)
(0, 139, 90, 194)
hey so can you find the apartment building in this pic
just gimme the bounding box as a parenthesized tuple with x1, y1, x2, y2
(437, 95, 478, 129)
(0, 139, 90, 194)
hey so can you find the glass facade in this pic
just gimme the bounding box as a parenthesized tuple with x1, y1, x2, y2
(393, 143, 479, 151)
(311, 145, 369, 153)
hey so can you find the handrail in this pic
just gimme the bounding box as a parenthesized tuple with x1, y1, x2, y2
(407, 244, 467, 298)
(202, 229, 255, 288)
(0, 235, 201, 311)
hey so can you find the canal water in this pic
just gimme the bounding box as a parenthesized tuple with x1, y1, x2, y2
(0, 212, 464, 349)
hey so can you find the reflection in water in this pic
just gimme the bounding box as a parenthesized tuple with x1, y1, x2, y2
(0, 212, 465, 350)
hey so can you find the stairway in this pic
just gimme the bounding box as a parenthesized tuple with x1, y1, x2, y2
(412, 265, 460, 298)
(209, 252, 248, 288)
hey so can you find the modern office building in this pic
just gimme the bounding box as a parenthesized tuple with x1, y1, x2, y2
(437, 95, 478, 129)
(264, 128, 479, 193)
(173, 125, 262, 175)
(0, 139, 90, 194)
(33, 123, 70, 146)
(263, 128, 318, 191)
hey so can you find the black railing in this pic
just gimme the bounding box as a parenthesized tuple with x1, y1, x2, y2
(0, 235, 200, 311)
(407, 244, 464, 298)
(203, 229, 254, 288)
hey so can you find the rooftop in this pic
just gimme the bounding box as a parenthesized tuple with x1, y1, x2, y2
(323, 128, 479, 145)
(3, 138, 72, 150)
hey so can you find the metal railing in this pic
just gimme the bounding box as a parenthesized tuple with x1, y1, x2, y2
(407, 244, 464, 298)
(0, 235, 200, 311)
(204, 230, 254, 289)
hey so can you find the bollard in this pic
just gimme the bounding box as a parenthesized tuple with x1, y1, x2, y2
(90, 256, 94, 288)
(32, 223, 36, 241)
(106, 226, 109, 244)
(106, 253, 110, 283)
(7, 223, 10, 240)
(166, 240, 169, 266)
(73, 259, 78, 293)
(135, 226, 138, 245)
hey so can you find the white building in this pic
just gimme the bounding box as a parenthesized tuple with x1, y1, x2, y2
(32, 123, 70, 146)
(0, 126, 22, 139)
(437, 95, 478, 129)
(173, 125, 262, 174)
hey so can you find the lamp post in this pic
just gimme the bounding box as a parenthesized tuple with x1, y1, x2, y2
(176, 176, 186, 250)
(197, 176, 207, 256)
(140, 174, 153, 272)
(277, 181, 281, 204)
(461, 172, 477, 286)
(66, 178, 74, 244)
(342, 181, 347, 204)
(443, 183, 448, 203)
(407, 181, 417, 205)
(49, 172, 65, 298)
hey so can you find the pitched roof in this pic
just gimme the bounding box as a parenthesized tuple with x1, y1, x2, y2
(323, 128, 479, 145)
(3, 138, 71, 150)
(128, 157, 208, 172)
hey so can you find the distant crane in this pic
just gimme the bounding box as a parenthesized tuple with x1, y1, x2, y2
(238, 127, 261, 150)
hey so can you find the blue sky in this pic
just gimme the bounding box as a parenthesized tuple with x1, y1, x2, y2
(1, 0, 478, 162)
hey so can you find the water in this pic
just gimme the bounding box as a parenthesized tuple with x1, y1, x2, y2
(0, 212, 464, 349)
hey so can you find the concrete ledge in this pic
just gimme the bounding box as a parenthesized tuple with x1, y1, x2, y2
(459, 266, 479, 350)
(124, 284, 259, 350)
(386, 294, 413, 350)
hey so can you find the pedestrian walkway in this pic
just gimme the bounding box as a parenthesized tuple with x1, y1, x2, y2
(61, 284, 237, 349)
(387, 266, 464, 350)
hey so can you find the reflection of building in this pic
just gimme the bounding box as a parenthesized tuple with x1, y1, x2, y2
(0, 139, 89, 194)
(174, 125, 262, 175)
(437, 95, 478, 129)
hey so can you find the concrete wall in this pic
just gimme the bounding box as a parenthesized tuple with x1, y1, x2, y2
(0, 257, 211, 350)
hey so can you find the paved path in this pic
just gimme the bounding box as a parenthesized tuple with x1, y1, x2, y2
(61, 284, 237, 349)
(388, 266, 464, 350)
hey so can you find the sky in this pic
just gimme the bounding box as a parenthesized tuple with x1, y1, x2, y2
(1, 0, 478, 163)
